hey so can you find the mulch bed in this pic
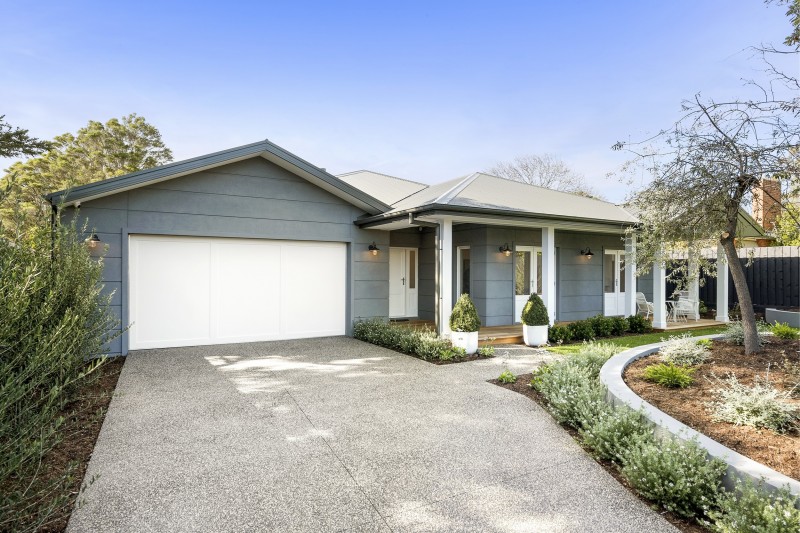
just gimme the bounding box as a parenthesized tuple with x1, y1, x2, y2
(37, 357, 125, 533)
(624, 338, 800, 482)
(490, 374, 706, 533)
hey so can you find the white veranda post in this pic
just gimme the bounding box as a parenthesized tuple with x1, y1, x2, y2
(652, 253, 668, 329)
(541, 226, 556, 325)
(715, 244, 730, 323)
(688, 253, 700, 320)
(439, 218, 453, 336)
(624, 235, 637, 317)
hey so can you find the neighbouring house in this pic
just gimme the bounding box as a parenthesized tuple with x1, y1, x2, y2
(46, 139, 726, 355)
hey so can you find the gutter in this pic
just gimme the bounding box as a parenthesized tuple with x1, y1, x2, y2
(355, 204, 639, 230)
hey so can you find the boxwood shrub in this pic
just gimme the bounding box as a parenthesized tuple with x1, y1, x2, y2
(548, 324, 572, 344)
(353, 319, 452, 361)
(449, 293, 481, 332)
(521, 293, 549, 326)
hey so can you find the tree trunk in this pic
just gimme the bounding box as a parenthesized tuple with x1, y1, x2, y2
(720, 236, 761, 354)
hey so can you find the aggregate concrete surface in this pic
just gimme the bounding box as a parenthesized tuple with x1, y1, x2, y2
(68, 337, 677, 532)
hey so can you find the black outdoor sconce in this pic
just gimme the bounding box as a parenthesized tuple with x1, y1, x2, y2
(368, 242, 380, 256)
(499, 243, 512, 257)
(580, 247, 594, 259)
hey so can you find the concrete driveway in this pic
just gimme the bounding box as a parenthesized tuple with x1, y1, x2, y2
(69, 338, 676, 532)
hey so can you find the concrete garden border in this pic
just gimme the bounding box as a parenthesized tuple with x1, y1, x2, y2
(599, 334, 800, 504)
(766, 308, 800, 328)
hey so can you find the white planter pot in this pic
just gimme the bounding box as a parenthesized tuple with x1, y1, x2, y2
(523, 324, 548, 347)
(450, 331, 479, 355)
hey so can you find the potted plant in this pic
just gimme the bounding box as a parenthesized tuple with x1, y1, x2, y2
(521, 293, 549, 346)
(449, 293, 481, 355)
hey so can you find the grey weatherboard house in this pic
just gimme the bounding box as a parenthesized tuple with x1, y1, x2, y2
(48, 139, 649, 356)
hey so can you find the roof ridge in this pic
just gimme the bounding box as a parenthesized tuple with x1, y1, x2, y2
(433, 173, 480, 205)
(337, 169, 428, 187)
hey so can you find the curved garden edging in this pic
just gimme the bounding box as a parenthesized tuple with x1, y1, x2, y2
(599, 334, 800, 504)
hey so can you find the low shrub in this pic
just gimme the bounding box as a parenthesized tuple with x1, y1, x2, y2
(659, 333, 709, 366)
(770, 321, 800, 340)
(353, 319, 453, 361)
(643, 363, 695, 388)
(498, 369, 517, 384)
(521, 293, 549, 326)
(588, 314, 615, 338)
(696, 338, 713, 348)
(477, 345, 495, 357)
(570, 342, 621, 378)
(707, 374, 799, 434)
(627, 314, 653, 334)
(707, 478, 800, 533)
(567, 320, 595, 342)
(621, 437, 726, 518)
(532, 343, 619, 429)
(449, 293, 481, 332)
(579, 406, 653, 464)
(438, 346, 467, 361)
(610, 316, 629, 336)
(547, 324, 572, 344)
(722, 320, 769, 347)
(533, 361, 608, 429)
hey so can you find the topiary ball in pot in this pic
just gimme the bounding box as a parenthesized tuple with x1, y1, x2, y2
(521, 293, 549, 347)
(449, 293, 481, 355)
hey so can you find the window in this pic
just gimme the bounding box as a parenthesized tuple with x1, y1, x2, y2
(515, 247, 542, 295)
(457, 247, 470, 295)
(409, 250, 416, 289)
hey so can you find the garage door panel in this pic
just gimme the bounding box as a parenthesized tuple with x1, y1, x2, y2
(130, 237, 211, 350)
(281, 244, 346, 337)
(213, 241, 281, 342)
(129, 236, 346, 349)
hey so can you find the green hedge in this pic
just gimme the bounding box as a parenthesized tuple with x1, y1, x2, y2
(0, 221, 120, 532)
(548, 314, 652, 345)
(353, 319, 453, 361)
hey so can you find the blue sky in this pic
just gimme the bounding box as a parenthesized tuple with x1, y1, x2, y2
(1, 1, 795, 202)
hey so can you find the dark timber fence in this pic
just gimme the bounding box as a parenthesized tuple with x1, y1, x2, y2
(689, 246, 800, 311)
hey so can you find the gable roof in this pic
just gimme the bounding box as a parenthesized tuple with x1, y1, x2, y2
(336, 170, 428, 205)
(46, 140, 392, 215)
(364, 172, 637, 226)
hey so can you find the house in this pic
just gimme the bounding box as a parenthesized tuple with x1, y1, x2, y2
(46, 139, 714, 355)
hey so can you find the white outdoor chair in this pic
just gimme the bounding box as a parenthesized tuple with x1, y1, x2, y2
(636, 292, 654, 319)
(672, 298, 697, 321)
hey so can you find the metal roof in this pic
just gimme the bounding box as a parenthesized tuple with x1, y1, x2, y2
(46, 140, 392, 215)
(373, 172, 638, 225)
(336, 170, 428, 205)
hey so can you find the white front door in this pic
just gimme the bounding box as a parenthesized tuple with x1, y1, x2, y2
(514, 246, 542, 322)
(389, 247, 418, 318)
(603, 249, 627, 316)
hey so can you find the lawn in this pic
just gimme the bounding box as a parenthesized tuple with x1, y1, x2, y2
(545, 326, 727, 355)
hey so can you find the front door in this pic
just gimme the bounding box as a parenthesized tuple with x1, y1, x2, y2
(514, 246, 542, 322)
(389, 247, 418, 318)
(603, 249, 627, 316)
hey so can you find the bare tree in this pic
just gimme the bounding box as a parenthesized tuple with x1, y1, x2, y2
(488, 154, 600, 198)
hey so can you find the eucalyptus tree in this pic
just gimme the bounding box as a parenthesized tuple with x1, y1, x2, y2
(0, 114, 172, 237)
(614, 75, 799, 354)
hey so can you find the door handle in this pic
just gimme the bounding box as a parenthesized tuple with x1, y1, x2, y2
(402, 277, 406, 286)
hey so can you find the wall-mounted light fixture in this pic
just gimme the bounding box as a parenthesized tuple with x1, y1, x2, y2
(368, 242, 380, 256)
(499, 243, 512, 257)
(580, 247, 594, 259)
(85, 234, 102, 250)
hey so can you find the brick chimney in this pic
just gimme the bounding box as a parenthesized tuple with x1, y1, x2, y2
(752, 178, 781, 232)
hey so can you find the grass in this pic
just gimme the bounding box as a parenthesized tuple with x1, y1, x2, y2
(546, 326, 726, 355)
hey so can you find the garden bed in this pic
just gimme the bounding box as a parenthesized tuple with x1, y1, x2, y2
(490, 373, 705, 533)
(624, 338, 800, 482)
(37, 357, 125, 533)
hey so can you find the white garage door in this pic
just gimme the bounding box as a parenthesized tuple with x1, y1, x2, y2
(129, 235, 347, 350)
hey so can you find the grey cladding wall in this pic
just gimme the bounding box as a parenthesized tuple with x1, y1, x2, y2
(67, 157, 389, 354)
